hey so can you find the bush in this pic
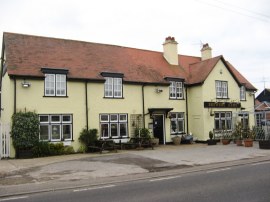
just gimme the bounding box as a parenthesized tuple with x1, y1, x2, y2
(79, 128, 98, 147)
(32, 141, 51, 157)
(11, 111, 40, 151)
(32, 142, 75, 157)
(134, 128, 151, 139)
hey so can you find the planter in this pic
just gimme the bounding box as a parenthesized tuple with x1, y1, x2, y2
(172, 136, 181, 145)
(222, 139, 230, 145)
(259, 140, 270, 149)
(207, 139, 217, 145)
(235, 139, 243, 146)
(244, 139, 253, 147)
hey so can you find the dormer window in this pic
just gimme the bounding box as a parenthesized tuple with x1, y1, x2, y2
(41, 68, 68, 97)
(240, 86, 246, 101)
(101, 72, 124, 98)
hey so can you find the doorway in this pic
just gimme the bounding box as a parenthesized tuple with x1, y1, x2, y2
(153, 114, 165, 144)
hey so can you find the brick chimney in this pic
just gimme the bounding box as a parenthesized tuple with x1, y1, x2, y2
(201, 43, 212, 61)
(163, 36, 178, 65)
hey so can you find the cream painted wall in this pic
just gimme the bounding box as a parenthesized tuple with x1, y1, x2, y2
(187, 59, 256, 140)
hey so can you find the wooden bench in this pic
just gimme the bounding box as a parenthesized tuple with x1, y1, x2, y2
(88, 139, 118, 153)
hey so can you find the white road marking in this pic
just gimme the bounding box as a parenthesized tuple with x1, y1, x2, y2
(252, 161, 270, 166)
(0, 196, 29, 201)
(206, 167, 231, 173)
(150, 175, 182, 182)
(73, 184, 116, 192)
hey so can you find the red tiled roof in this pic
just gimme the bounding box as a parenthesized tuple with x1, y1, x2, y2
(2, 32, 256, 90)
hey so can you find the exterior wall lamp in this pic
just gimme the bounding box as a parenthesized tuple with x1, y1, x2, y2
(155, 88, 163, 93)
(21, 80, 31, 88)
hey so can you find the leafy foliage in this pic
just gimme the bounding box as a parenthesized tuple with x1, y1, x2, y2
(134, 128, 151, 139)
(11, 111, 40, 150)
(32, 142, 75, 157)
(79, 128, 98, 147)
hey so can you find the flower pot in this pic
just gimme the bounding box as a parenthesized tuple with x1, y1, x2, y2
(172, 136, 181, 145)
(222, 139, 230, 145)
(244, 139, 253, 147)
(150, 138, 159, 146)
(259, 140, 270, 149)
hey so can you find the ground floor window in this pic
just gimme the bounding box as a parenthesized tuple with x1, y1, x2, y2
(100, 113, 128, 138)
(39, 114, 73, 141)
(214, 112, 232, 130)
(239, 112, 249, 129)
(170, 112, 185, 134)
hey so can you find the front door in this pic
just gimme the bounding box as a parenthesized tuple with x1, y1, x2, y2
(153, 114, 164, 144)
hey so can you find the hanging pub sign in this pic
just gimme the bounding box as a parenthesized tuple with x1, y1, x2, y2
(204, 102, 241, 108)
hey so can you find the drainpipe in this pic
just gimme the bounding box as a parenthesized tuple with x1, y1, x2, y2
(14, 78, 17, 114)
(85, 81, 89, 130)
(142, 84, 146, 128)
(185, 86, 189, 134)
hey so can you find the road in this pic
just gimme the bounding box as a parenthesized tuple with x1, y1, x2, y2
(1, 161, 270, 202)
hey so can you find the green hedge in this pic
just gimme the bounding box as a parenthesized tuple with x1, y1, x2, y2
(32, 142, 75, 157)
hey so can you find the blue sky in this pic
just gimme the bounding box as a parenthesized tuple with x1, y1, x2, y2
(0, 0, 269, 95)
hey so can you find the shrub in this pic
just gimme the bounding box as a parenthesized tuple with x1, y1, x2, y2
(11, 111, 40, 151)
(32, 141, 51, 157)
(134, 128, 151, 138)
(64, 146, 75, 154)
(79, 128, 98, 147)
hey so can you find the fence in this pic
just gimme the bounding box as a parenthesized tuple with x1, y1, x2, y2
(0, 123, 10, 159)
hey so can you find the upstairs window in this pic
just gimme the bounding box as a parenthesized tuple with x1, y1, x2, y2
(240, 86, 246, 101)
(104, 77, 122, 98)
(216, 81, 228, 98)
(169, 81, 183, 99)
(41, 68, 68, 97)
(45, 74, 66, 96)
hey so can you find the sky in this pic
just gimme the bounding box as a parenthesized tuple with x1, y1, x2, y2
(0, 0, 269, 95)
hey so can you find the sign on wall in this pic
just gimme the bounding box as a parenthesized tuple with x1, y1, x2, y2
(204, 102, 241, 108)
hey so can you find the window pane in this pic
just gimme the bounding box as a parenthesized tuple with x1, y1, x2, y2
(110, 114, 118, 122)
(215, 120, 220, 129)
(171, 120, 177, 133)
(51, 115, 60, 122)
(170, 82, 176, 98)
(178, 119, 184, 132)
(45, 74, 55, 96)
(110, 123, 118, 137)
(63, 124, 72, 140)
(176, 82, 183, 98)
(40, 115, 49, 123)
(101, 124, 109, 137)
(120, 123, 127, 137)
(119, 114, 127, 122)
(105, 77, 113, 97)
(114, 78, 122, 97)
(62, 115, 71, 122)
(40, 125, 49, 140)
(100, 114, 109, 122)
(51, 125, 61, 140)
(56, 74, 66, 96)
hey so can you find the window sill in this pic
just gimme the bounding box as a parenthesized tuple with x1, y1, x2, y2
(43, 96, 69, 98)
(216, 97, 230, 100)
(169, 98, 185, 100)
(103, 97, 125, 99)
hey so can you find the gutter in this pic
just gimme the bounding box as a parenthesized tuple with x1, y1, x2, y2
(14, 78, 16, 114)
(142, 83, 146, 128)
(185, 86, 189, 134)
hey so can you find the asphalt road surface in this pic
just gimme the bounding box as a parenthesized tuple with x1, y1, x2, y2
(1, 161, 270, 202)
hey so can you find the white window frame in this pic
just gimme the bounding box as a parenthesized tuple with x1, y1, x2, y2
(100, 113, 128, 138)
(39, 114, 73, 141)
(104, 77, 123, 98)
(240, 86, 246, 101)
(170, 112, 185, 134)
(169, 81, 183, 99)
(216, 81, 228, 98)
(45, 74, 67, 96)
(214, 112, 232, 130)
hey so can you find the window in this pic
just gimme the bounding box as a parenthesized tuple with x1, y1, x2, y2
(240, 86, 246, 101)
(39, 114, 72, 141)
(104, 77, 122, 98)
(216, 81, 228, 98)
(100, 114, 128, 138)
(45, 74, 67, 96)
(169, 81, 183, 99)
(214, 112, 232, 130)
(170, 112, 185, 134)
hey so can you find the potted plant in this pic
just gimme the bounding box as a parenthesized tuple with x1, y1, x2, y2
(255, 126, 270, 149)
(207, 130, 216, 145)
(221, 129, 231, 145)
(233, 122, 243, 146)
(172, 136, 181, 145)
(243, 127, 254, 147)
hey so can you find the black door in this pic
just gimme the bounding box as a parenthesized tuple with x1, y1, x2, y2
(153, 115, 164, 144)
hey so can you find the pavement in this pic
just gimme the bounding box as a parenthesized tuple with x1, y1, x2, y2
(0, 141, 270, 197)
